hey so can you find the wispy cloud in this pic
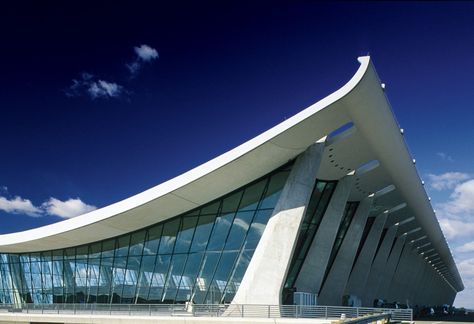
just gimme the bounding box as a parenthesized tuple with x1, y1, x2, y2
(126, 44, 159, 76)
(437, 152, 454, 162)
(66, 44, 158, 99)
(427, 172, 470, 191)
(88, 80, 123, 99)
(426, 173, 474, 307)
(0, 188, 96, 219)
(433, 175, 474, 239)
(456, 241, 474, 253)
(66, 73, 124, 100)
(0, 196, 42, 217)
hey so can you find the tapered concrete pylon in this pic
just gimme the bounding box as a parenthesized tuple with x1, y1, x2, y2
(362, 225, 398, 306)
(318, 196, 374, 305)
(345, 212, 389, 300)
(231, 141, 325, 305)
(376, 235, 407, 301)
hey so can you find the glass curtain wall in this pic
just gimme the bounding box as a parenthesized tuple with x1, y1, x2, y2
(282, 180, 337, 304)
(319, 201, 359, 291)
(0, 163, 292, 305)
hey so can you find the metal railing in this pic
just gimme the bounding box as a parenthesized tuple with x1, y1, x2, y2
(0, 303, 412, 321)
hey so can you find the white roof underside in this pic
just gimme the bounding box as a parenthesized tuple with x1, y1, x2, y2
(0, 57, 463, 292)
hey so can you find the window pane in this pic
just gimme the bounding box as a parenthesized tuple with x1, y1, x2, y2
(129, 231, 146, 256)
(244, 209, 273, 250)
(174, 216, 198, 254)
(190, 215, 216, 252)
(200, 201, 220, 215)
(159, 218, 180, 254)
(207, 213, 234, 251)
(175, 252, 203, 303)
(144, 225, 162, 255)
(225, 211, 254, 250)
(162, 254, 186, 303)
(207, 251, 238, 303)
(238, 179, 267, 211)
(259, 170, 290, 209)
(221, 191, 243, 214)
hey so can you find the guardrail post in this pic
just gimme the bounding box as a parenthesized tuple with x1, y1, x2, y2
(267, 305, 270, 318)
(325, 306, 328, 319)
(242, 304, 244, 318)
(356, 307, 359, 317)
(149, 304, 152, 316)
(129, 304, 131, 316)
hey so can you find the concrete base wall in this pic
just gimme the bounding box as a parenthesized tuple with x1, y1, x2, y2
(0, 314, 332, 324)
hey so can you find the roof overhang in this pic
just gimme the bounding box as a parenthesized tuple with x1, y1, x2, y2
(0, 56, 463, 292)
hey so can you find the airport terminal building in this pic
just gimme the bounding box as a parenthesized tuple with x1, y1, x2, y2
(0, 57, 463, 308)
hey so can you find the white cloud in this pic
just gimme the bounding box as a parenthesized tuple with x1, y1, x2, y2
(42, 198, 96, 219)
(66, 73, 124, 99)
(436, 178, 474, 240)
(439, 179, 474, 217)
(457, 241, 474, 253)
(126, 44, 159, 76)
(454, 257, 474, 308)
(437, 152, 454, 162)
(126, 61, 141, 75)
(0, 189, 96, 219)
(458, 259, 474, 277)
(134, 44, 159, 61)
(428, 172, 470, 191)
(439, 218, 474, 240)
(0, 196, 42, 217)
(88, 80, 123, 99)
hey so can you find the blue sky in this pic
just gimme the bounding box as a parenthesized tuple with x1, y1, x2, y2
(1, 1, 473, 307)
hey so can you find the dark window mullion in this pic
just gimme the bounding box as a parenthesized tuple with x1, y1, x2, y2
(144, 224, 164, 303)
(220, 176, 272, 303)
(170, 214, 201, 303)
(189, 201, 222, 303)
(161, 217, 183, 302)
(117, 234, 133, 304)
(132, 231, 147, 304)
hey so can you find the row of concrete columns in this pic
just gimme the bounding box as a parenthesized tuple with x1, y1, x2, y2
(233, 140, 458, 307)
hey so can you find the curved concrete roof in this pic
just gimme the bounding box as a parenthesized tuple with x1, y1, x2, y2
(0, 57, 463, 292)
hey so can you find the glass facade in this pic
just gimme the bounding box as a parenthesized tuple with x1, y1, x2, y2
(0, 164, 292, 305)
(282, 180, 337, 304)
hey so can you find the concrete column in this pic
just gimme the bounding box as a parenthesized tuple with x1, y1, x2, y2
(231, 142, 325, 305)
(409, 254, 427, 306)
(447, 289, 457, 305)
(388, 242, 418, 305)
(294, 173, 355, 296)
(406, 248, 424, 304)
(376, 234, 406, 301)
(412, 260, 430, 305)
(344, 212, 388, 300)
(318, 196, 374, 305)
(361, 224, 398, 306)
